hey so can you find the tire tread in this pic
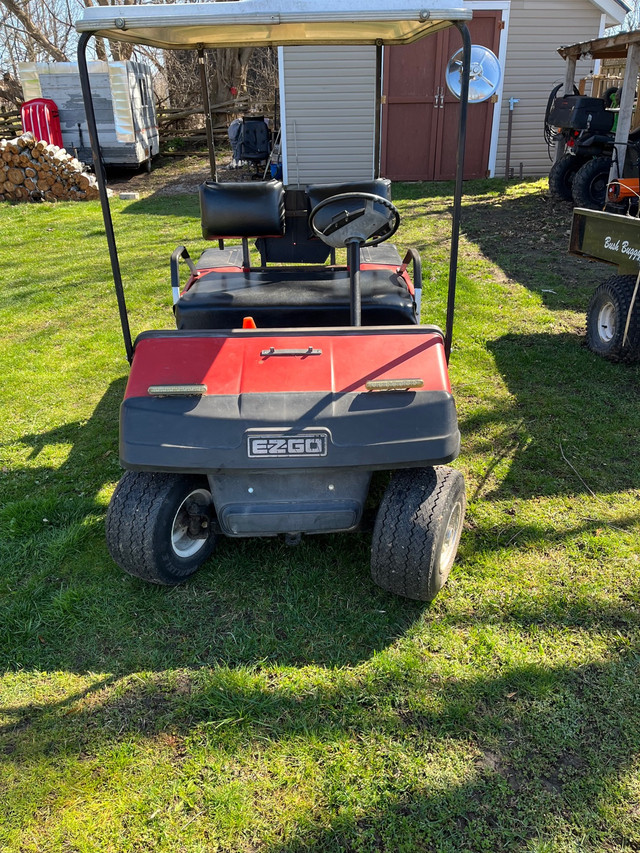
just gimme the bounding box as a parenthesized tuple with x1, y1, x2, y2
(105, 471, 215, 584)
(370, 467, 465, 601)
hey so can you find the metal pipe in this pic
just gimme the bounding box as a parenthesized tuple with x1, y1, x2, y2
(198, 49, 217, 181)
(374, 41, 383, 178)
(77, 31, 133, 364)
(504, 97, 519, 180)
(347, 241, 362, 326)
(445, 22, 471, 363)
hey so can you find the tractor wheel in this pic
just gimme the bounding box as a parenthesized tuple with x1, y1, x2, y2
(572, 156, 612, 209)
(370, 466, 466, 602)
(105, 471, 217, 584)
(586, 275, 640, 362)
(549, 154, 584, 201)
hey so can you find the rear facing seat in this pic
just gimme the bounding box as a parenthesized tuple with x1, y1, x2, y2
(255, 178, 393, 265)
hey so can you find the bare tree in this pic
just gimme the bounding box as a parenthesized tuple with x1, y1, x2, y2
(0, 0, 137, 105)
(0, 0, 277, 141)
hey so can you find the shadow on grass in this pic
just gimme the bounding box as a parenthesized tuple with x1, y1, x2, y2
(458, 191, 608, 312)
(459, 331, 640, 499)
(395, 181, 607, 314)
(0, 377, 426, 676)
(119, 191, 200, 218)
(3, 327, 640, 681)
(1, 593, 639, 850)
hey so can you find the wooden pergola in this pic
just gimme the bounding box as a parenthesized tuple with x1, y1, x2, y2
(556, 29, 640, 180)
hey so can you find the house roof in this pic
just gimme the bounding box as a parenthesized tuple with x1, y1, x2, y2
(587, 0, 630, 27)
(558, 26, 640, 60)
(74, 0, 472, 49)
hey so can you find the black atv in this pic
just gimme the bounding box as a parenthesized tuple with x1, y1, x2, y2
(545, 85, 619, 209)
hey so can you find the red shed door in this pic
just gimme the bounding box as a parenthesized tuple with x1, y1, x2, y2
(381, 11, 502, 181)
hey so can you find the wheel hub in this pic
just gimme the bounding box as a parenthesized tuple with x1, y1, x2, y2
(171, 488, 212, 559)
(438, 499, 463, 579)
(597, 300, 616, 343)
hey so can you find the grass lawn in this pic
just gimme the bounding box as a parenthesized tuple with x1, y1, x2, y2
(1, 175, 639, 853)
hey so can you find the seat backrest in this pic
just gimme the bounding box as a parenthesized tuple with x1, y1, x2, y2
(306, 178, 392, 212)
(200, 180, 285, 240)
(239, 117, 271, 161)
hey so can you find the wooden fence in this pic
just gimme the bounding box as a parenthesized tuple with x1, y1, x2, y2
(0, 110, 21, 140)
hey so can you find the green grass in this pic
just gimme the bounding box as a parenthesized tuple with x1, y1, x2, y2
(1, 176, 640, 853)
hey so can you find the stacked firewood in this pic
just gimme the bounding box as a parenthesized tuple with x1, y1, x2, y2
(0, 132, 100, 203)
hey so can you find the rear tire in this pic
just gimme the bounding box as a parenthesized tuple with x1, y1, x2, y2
(572, 156, 611, 209)
(370, 467, 466, 602)
(549, 154, 584, 201)
(586, 275, 640, 362)
(105, 471, 216, 584)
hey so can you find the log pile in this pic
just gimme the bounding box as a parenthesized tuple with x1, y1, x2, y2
(0, 132, 100, 203)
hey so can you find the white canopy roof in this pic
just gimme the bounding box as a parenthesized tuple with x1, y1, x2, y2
(75, 0, 471, 50)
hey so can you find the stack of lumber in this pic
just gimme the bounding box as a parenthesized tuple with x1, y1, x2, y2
(0, 132, 99, 203)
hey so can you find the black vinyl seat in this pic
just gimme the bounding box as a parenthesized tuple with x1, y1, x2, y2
(175, 266, 415, 330)
(256, 180, 393, 265)
(306, 178, 392, 211)
(175, 178, 413, 331)
(196, 180, 285, 270)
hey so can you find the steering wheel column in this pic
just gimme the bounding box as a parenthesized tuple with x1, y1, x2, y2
(346, 239, 362, 326)
(309, 192, 401, 327)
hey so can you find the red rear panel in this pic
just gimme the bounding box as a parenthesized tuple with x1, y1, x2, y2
(125, 329, 450, 399)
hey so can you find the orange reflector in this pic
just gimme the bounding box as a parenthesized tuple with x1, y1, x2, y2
(243, 316, 257, 329)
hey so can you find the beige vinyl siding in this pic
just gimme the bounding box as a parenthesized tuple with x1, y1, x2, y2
(280, 46, 377, 185)
(494, 0, 604, 176)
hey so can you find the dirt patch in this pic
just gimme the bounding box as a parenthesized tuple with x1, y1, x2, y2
(106, 151, 262, 197)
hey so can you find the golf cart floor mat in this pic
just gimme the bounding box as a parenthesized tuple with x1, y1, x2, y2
(195, 246, 244, 269)
(175, 265, 415, 329)
(120, 326, 459, 473)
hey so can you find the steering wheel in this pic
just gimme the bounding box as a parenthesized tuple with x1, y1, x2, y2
(309, 192, 400, 248)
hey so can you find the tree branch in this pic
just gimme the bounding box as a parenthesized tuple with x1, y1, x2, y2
(0, 0, 68, 61)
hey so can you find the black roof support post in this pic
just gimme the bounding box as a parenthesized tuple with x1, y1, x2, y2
(445, 21, 471, 363)
(77, 31, 133, 364)
(198, 49, 218, 182)
(374, 41, 383, 179)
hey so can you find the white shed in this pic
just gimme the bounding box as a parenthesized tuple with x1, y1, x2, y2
(277, 0, 629, 183)
(278, 45, 378, 186)
(493, 0, 630, 177)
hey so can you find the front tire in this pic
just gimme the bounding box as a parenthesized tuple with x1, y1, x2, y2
(572, 156, 611, 209)
(549, 154, 584, 201)
(370, 467, 466, 602)
(105, 471, 217, 584)
(586, 275, 640, 362)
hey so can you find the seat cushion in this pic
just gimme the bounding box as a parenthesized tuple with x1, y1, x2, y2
(175, 267, 415, 330)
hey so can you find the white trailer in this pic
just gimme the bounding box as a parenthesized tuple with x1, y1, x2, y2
(19, 60, 159, 169)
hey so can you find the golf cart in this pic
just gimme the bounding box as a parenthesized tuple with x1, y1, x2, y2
(75, 1, 499, 601)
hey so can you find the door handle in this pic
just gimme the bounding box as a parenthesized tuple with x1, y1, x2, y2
(434, 85, 441, 108)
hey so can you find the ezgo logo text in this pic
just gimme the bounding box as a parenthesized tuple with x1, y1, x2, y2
(247, 434, 327, 458)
